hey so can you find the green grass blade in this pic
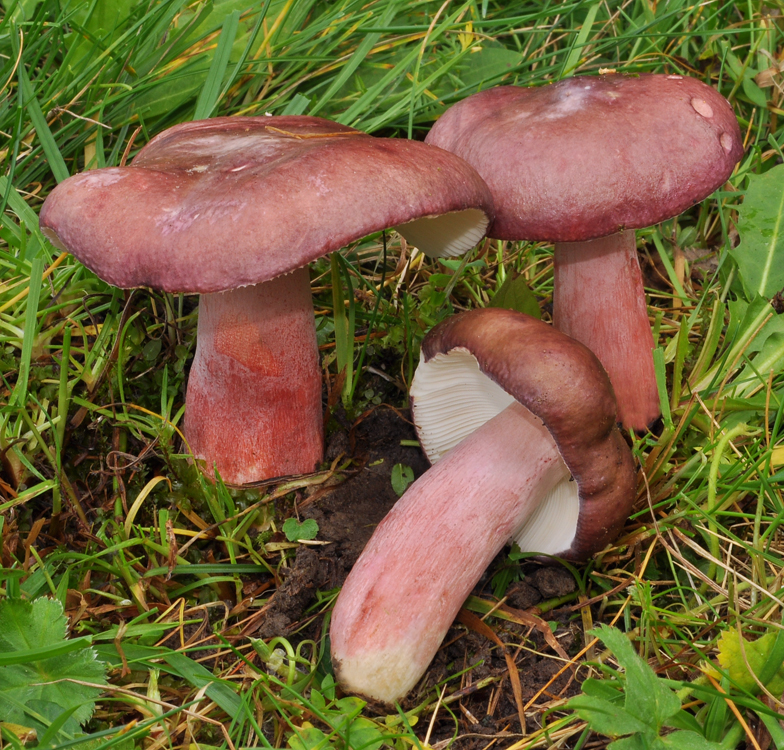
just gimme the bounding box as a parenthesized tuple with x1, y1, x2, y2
(0, 634, 94, 666)
(162, 651, 241, 715)
(561, 1, 602, 76)
(653, 346, 673, 430)
(17, 66, 69, 183)
(332, 253, 353, 405)
(10, 253, 44, 407)
(0, 175, 45, 260)
(217, 2, 270, 108)
(311, 1, 399, 116)
(193, 10, 241, 120)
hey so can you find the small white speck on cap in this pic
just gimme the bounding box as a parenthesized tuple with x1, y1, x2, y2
(667, 75, 683, 80)
(691, 98, 714, 118)
(720, 132, 734, 151)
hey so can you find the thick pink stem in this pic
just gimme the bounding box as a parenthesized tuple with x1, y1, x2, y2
(184, 267, 323, 484)
(553, 230, 659, 432)
(330, 401, 569, 705)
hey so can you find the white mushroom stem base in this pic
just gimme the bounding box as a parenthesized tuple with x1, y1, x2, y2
(330, 400, 570, 706)
(184, 267, 323, 485)
(553, 230, 659, 433)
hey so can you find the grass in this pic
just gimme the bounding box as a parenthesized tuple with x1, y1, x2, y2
(1, 0, 784, 748)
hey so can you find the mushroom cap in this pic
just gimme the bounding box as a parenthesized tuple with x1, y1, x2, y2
(39, 116, 494, 293)
(411, 307, 636, 560)
(425, 74, 743, 242)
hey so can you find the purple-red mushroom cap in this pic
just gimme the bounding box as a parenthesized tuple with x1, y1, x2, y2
(411, 307, 637, 560)
(425, 74, 743, 434)
(37, 116, 494, 486)
(39, 116, 495, 292)
(425, 74, 742, 242)
(331, 308, 637, 705)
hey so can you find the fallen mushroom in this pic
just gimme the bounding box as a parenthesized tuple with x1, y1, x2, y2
(330, 307, 635, 705)
(426, 74, 743, 432)
(39, 116, 493, 484)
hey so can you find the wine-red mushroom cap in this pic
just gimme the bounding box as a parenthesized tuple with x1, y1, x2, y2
(40, 116, 494, 293)
(411, 307, 636, 560)
(425, 74, 742, 242)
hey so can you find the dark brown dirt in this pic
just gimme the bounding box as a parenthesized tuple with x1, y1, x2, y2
(257, 406, 586, 748)
(527, 566, 577, 599)
(257, 406, 429, 638)
(417, 600, 584, 749)
(505, 580, 542, 610)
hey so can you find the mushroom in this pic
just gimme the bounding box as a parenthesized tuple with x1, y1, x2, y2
(330, 307, 635, 705)
(425, 74, 743, 432)
(39, 116, 493, 484)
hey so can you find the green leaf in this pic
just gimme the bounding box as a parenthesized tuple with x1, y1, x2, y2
(730, 331, 784, 397)
(320, 673, 336, 701)
(9, 254, 43, 409)
(0, 635, 94, 667)
(733, 164, 784, 299)
(288, 725, 329, 750)
(457, 43, 522, 87)
(665, 709, 708, 735)
(741, 75, 769, 109)
(567, 695, 651, 737)
(0, 175, 42, 240)
(661, 730, 724, 750)
(282, 518, 319, 542)
(715, 628, 784, 695)
(580, 677, 624, 702)
(607, 735, 649, 750)
(488, 272, 541, 319)
(345, 715, 386, 750)
(334, 696, 365, 714)
(62, 0, 140, 70)
(0, 598, 106, 737)
(390, 464, 414, 496)
(310, 688, 325, 711)
(129, 61, 209, 121)
(282, 93, 311, 116)
(331, 254, 355, 407)
(36, 703, 83, 748)
(2, 0, 41, 21)
(593, 625, 681, 727)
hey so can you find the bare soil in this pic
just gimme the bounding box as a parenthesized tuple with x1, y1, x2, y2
(256, 406, 585, 748)
(258, 405, 430, 637)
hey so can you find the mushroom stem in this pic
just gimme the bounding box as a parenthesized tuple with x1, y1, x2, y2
(184, 267, 323, 484)
(553, 230, 659, 433)
(330, 400, 570, 705)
